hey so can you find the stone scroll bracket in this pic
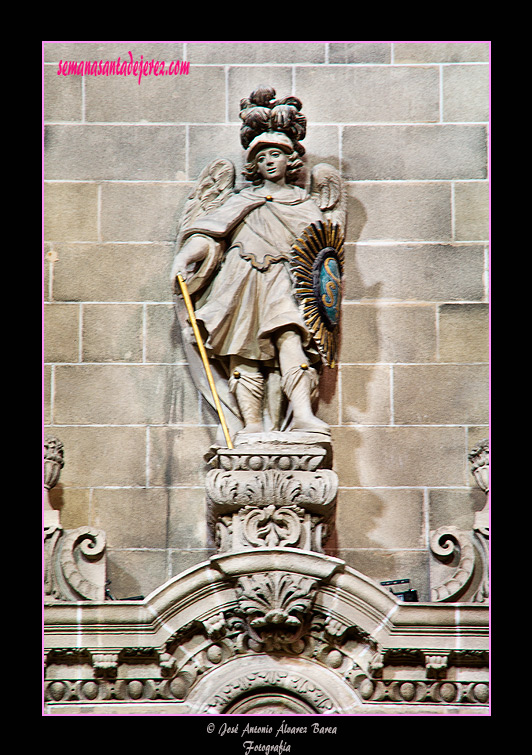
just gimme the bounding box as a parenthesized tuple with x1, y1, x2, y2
(44, 436, 108, 602)
(429, 440, 489, 603)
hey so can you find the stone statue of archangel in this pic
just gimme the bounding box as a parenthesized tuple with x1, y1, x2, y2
(171, 86, 347, 447)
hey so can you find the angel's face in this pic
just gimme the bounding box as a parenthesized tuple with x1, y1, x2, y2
(255, 148, 289, 183)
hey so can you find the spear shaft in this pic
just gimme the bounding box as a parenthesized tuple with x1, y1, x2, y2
(176, 274, 234, 449)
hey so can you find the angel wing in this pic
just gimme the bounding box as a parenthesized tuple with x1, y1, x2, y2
(176, 158, 236, 245)
(310, 163, 347, 234)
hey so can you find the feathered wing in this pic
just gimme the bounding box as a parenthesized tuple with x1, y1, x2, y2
(176, 158, 236, 245)
(309, 163, 347, 234)
(173, 158, 244, 443)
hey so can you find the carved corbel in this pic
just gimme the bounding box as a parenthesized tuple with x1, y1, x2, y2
(92, 653, 120, 678)
(425, 654, 449, 679)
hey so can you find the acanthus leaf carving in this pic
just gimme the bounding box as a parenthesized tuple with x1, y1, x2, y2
(235, 572, 318, 651)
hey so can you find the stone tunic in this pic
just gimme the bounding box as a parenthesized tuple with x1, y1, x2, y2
(189, 185, 324, 364)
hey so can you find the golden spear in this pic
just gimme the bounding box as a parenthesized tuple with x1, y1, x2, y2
(176, 274, 234, 449)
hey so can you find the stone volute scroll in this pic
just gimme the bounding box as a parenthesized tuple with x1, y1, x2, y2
(429, 440, 489, 603)
(171, 86, 347, 558)
(43, 436, 107, 602)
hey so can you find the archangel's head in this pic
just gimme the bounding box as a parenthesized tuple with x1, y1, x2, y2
(242, 134, 303, 185)
(240, 87, 307, 185)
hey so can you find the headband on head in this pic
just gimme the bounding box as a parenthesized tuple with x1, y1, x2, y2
(246, 131, 296, 160)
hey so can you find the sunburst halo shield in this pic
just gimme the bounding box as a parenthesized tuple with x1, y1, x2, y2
(290, 220, 345, 367)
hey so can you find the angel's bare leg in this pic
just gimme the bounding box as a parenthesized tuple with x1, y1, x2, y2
(275, 328, 329, 432)
(229, 356, 264, 434)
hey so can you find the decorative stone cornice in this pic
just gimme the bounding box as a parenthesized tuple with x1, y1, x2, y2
(44, 549, 489, 713)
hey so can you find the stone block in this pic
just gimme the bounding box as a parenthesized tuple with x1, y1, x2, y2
(454, 182, 489, 241)
(190, 42, 326, 64)
(188, 126, 243, 182)
(378, 305, 437, 363)
(82, 304, 143, 363)
(53, 364, 199, 425)
(145, 304, 187, 363)
(328, 42, 391, 64)
(84, 66, 226, 123)
(339, 303, 436, 364)
(442, 65, 489, 122)
(342, 125, 487, 181)
(330, 548, 430, 602)
(340, 365, 391, 425)
(92, 489, 169, 548)
(48, 487, 91, 530)
(44, 303, 80, 362)
(393, 43, 490, 63)
(334, 488, 425, 549)
(301, 125, 341, 173)
(428, 488, 487, 533)
(43, 66, 82, 121)
(43, 426, 146, 487)
(148, 426, 217, 487)
(44, 366, 51, 424)
(100, 183, 189, 243)
(338, 303, 380, 362)
(295, 66, 440, 123)
(51, 243, 174, 303)
(44, 244, 52, 300)
(393, 364, 489, 425)
(167, 488, 208, 549)
(438, 303, 489, 362)
(316, 366, 340, 427)
(44, 125, 187, 181)
(331, 426, 467, 487)
(346, 183, 452, 242)
(44, 183, 98, 242)
(106, 549, 167, 600)
(342, 243, 486, 302)
(227, 67, 294, 123)
(169, 549, 213, 579)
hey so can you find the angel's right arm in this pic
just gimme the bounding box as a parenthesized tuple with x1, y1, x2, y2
(170, 234, 212, 286)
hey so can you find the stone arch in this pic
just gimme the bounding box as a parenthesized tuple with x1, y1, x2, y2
(184, 653, 361, 715)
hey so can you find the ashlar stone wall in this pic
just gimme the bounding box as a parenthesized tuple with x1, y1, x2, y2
(43, 41, 489, 600)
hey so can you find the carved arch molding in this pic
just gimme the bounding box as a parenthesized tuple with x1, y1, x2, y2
(44, 549, 489, 714)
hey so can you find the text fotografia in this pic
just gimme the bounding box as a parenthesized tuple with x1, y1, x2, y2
(57, 51, 190, 84)
(209, 720, 338, 752)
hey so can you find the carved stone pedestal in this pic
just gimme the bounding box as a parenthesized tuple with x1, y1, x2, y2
(206, 432, 337, 554)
